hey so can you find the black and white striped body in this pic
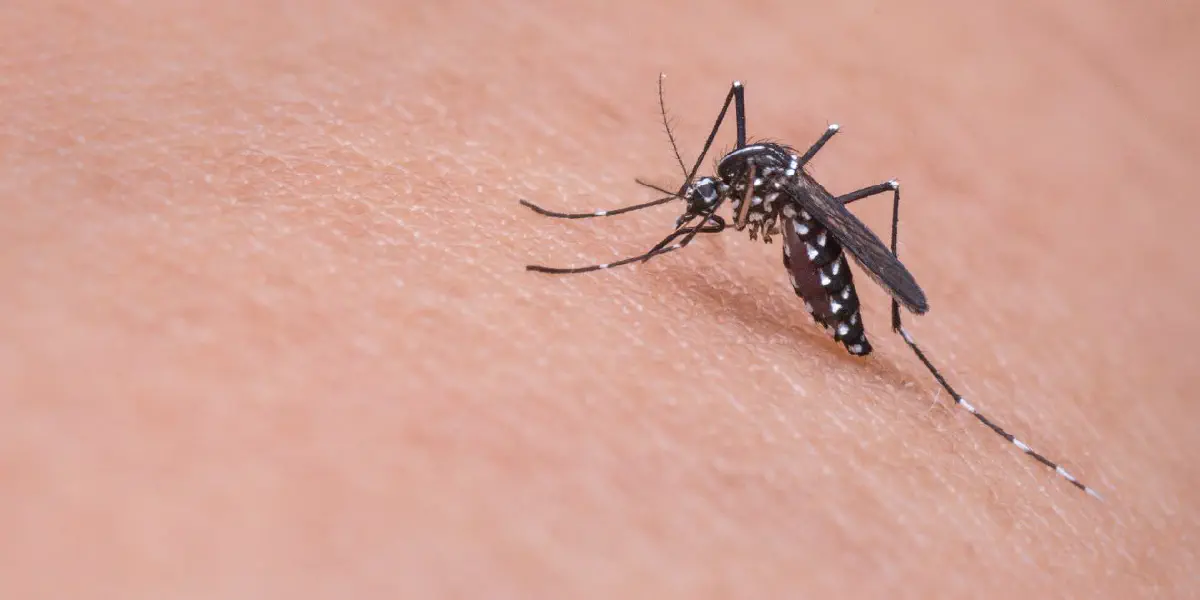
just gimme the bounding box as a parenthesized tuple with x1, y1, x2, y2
(721, 143, 793, 242)
(715, 143, 871, 356)
(782, 212, 871, 355)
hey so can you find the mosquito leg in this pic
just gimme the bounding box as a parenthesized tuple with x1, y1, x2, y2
(844, 180, 1104, 499)
(526, 222, 720, 275)
(518, 175, 700, 220)
(640, 80, 745, 260)
(733, 82, 747, 149)
(693, 214, 726, 233)
(518, 194, 678, 220)
(678, 80, 746, 193)
(645, 193, 728, 261)
(837, 181, 896, 206)
(525, 245, 682, 275)
(734, 164, 757, 230)
(674, 209, 725, 231)
(834, 179, 903, 324)
(897, 327, 1103, 499)
(796, 124, 841, 167)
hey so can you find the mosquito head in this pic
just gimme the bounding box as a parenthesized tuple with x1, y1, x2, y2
(685, 177, 722, 211)
(673, 176, 725, 228)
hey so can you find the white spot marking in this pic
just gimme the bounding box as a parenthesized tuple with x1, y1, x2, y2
(816, 232, 827, 247)
(820, 272, 832, 286)
(594, 210, 607, 216)
(782, 205, 796, 217)
(785, 168, 796, 177)
(806, 243, 819, 260)
(899, 327, 915, 345)
(849, 344, 864, 354)
(830, 300, 842, 314)
(849, 314, 858, 325)
(1013, 439, 1031, 453)
(794, 221, 809, 235)
(752, 195, 763, 206)
(800, 210, 811, 220)
(754, 178, 764, 187)
(789, 273, 799, 288)
(1056, 466, 1078, 482)
(598, 263, 610, 270)
(831, 258, 841, 275)
(828, 123, 840, 132)
(888, 179, 900, 190)
(840, 287, 851, 300)
(958, 398, 977, 414)
(837, 323, 850, 336)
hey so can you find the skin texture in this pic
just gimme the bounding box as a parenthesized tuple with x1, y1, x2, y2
(2, 0, 1198, 598)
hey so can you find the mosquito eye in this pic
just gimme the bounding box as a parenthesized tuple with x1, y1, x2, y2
(694, 180, 717, 203)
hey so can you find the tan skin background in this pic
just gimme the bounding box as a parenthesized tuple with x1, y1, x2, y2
(2, 0, 1199, 598)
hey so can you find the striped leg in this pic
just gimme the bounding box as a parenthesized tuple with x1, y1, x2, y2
(897, 328, 1103, 500)
(842, 180, 1104, 500)
(525, 219, 724, 275)
(519, 193, 677, 220)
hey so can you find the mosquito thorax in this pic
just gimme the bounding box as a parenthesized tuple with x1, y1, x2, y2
(716, 143, 796, 182)
(714, 143, 805, 242)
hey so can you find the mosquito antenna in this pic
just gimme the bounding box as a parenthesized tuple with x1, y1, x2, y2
(644, 80, 744, 259)
(634, 178, 681, 197)
(515, 76, 705, 226)
(658, 73, 689, 180)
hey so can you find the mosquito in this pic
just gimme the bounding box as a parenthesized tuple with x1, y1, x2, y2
(520, 75, 1103, 500)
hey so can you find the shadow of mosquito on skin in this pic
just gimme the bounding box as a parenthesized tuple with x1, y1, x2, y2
(642, 256, 924, 402)
(645, 260, 1017, 480)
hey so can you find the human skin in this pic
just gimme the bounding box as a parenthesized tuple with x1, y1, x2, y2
(2, 0, 1198, 598)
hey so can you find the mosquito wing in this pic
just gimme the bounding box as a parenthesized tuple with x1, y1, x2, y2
(784, 177, 929, 314)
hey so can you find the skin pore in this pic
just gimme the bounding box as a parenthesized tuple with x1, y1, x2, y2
(2, 1, 1198, 597)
